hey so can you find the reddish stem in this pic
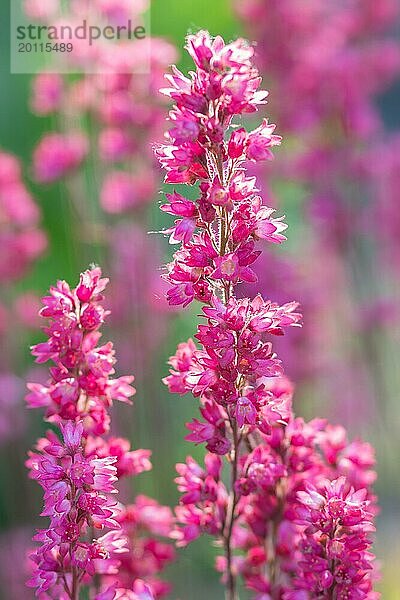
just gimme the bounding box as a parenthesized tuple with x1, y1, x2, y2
(223, 419, 240, 600)
(70, 566, 79, 600)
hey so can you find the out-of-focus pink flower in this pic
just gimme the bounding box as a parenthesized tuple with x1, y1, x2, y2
(96, 579, 154, 600)
(99, 128, 136, 162)
(100, 171, 156, 213)
(85, 436, 152, 479)
(95, 0, 149, 25)
(14, 292, 42, 328)
(24, 0, 59, 21)
(31, 74, 64, 115)
(101, 498, 175, 597)
(0, 374, 26, 443)
(33, 132, 88, 183)
(0, 529, 33, 600)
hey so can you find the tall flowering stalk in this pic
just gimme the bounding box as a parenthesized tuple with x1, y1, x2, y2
(158, 31, 379, 599)
(26, 267, 174, 599)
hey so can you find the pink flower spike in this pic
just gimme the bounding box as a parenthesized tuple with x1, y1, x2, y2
(155, 29, 379, 600)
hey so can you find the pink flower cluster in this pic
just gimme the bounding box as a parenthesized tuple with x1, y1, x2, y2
(165, 295, 300, 452)
(27, 421, 127, 597)
(174, 396, 378, 598)
(26, 267, 135, 434)
(157, 32, 286, 309)
(158, 31, 379, 598)
(293, 477, 377, 597)
(26, 268, 174, 599)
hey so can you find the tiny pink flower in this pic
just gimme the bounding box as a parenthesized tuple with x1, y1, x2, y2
(235, 396, 257, 428)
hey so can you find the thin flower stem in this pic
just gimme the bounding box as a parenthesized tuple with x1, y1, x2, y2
(224, 419, 240, 600)
(62, 574, 72, 597)
(69, 458, 80, 600)
(213, 145, 242, 598)
(266, 492, 283, 588)
(70, 565, 79, 600)
(265, 444, 287, 591)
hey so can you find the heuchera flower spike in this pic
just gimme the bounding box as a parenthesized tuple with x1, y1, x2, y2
(158, 31, 379, 599)
(26, 268, 174, 599)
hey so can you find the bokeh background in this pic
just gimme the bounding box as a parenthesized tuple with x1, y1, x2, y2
(0, 0, 399, 598)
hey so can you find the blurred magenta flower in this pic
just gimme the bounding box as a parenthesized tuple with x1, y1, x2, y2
(0, 374, 26, 444)
(31, 73, 64, 115)
(33, 132, 89, 183)
(24, 0, 59, 20)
